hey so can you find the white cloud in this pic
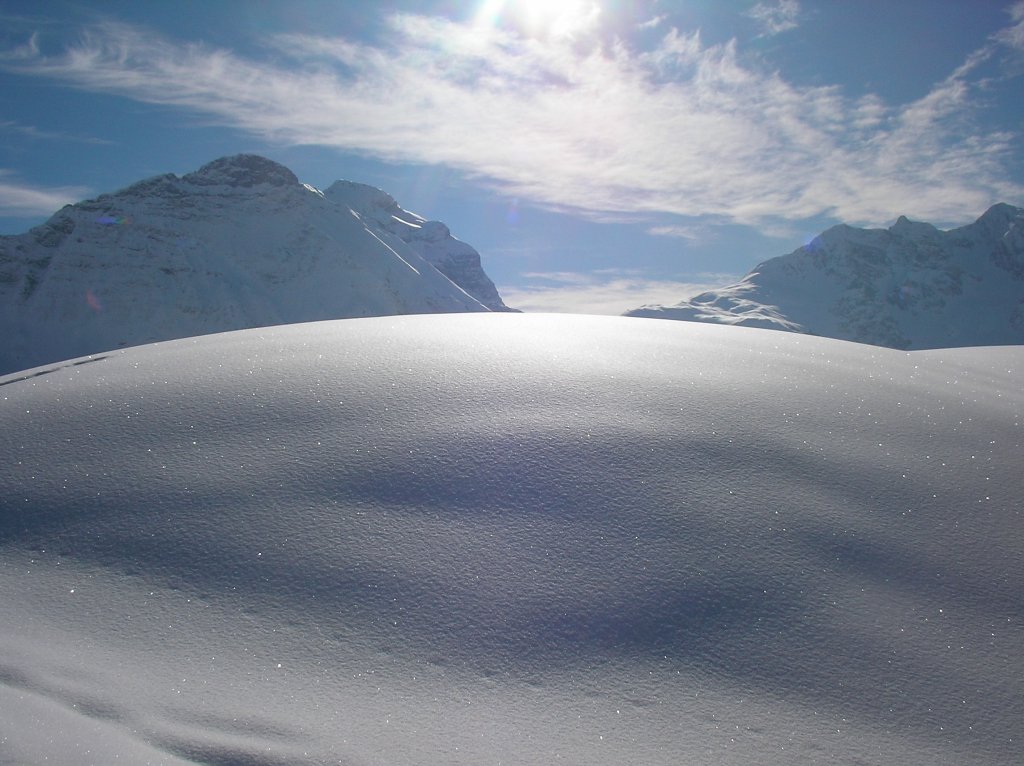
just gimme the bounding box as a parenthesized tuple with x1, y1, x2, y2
(0, 171, 90, 217)
(0, 120, 112, 144)
(647, 224, 706, 241)
(995, 1, 1024, 50)
(498, 270, 737, 314)
(2, 14, 1022, 228)
(745, 1, 801, 37)
(637, 15, 667, 31)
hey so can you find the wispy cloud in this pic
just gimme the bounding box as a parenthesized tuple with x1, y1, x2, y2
(637, 15, 667, 31)
(0, 120, 112, 145)
(2, 13, 1021, 228)
(995, 1, 1024, 51)
(0, 171, 90, 217)
(746, 1, 801, 37)
(499, 270, 737, 314)
(647, 224, 706, 242)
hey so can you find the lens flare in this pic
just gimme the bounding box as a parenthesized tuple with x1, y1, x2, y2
(475, 0, 600, 39)
(85, 288, 102, 312)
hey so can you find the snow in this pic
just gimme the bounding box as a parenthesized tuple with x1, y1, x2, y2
(325, 179, 511, 312)
(1, 313, 1021, 764)
(0, 155, 509, 376)
(627, 204, 1024, 349)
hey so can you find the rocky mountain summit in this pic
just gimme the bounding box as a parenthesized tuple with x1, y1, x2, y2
(628, 204, 1024, 349)
(0, 155, 512, 375)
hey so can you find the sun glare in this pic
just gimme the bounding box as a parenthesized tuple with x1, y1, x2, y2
(476, 0, 600, 39)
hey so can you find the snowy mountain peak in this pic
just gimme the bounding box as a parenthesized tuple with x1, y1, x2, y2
(325, 179, 400, 213)
(0, 155, 511, 375)
(626, 204, 1024, 349)
(979, 201, 1020, 223)
(973, 202, 1024, 240)
(182, 153, 300, 188)
(325, 179, 513, 313)
(889, 215, 936, 237)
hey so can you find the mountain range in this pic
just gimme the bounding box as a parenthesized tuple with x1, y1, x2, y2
(0, 154, 511, 375)
(627, 204, 1024, 349)
(4, 156, 1022, 374)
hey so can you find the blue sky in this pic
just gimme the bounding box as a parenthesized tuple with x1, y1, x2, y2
(2, 0, 1023, 313)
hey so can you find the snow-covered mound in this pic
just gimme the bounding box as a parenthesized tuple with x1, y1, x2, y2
(1, 314, 1020, 765)
(0, 154, 510, 375)
(627, 204, 1024, 349)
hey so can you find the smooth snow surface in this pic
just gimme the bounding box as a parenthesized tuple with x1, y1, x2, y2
(1, 314, 1021, 765)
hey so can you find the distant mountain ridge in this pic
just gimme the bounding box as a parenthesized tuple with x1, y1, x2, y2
(0, 154, 512, 375)
(627, 204, 1024, 349)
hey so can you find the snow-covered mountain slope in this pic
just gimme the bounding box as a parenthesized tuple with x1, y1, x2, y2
(627, 204, 1024, 349)
(325, 180, 511, 313)
(1, 314, 1021, 765)
(0, 154, 511, 375)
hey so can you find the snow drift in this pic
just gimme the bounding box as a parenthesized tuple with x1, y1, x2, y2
(0, 313, 1021, 765)
(627, 204, 1024, 349)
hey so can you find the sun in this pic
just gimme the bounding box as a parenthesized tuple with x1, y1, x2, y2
(475, 0, 601, 39)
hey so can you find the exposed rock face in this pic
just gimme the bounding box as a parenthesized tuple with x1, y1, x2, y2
(0, 154, 510, 374)
(627, 204, 1024, 349)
